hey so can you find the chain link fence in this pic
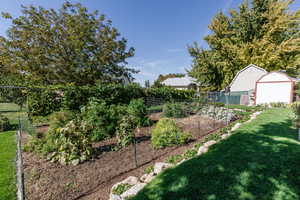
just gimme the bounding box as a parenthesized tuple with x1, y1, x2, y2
(0, 85, 245, 200)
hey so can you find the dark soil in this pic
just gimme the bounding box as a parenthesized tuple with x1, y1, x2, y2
(23, 114, 224, 200)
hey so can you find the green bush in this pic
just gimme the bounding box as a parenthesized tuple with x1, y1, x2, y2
(290, 102, 300, 127)
(127, 99, 151, 126)
(163, 103, 187, 118)
(49, 111, 75, 130)
(28, 89, 63, 117)
(116, 116, 136, 148)
(0, 114, 11, 132)
(151, 118, 191, 149)
(47, 119, 93, 165)
(81, 98, 127, 141)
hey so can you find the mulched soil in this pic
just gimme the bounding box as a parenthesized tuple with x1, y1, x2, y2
(23, 114, 224, 200)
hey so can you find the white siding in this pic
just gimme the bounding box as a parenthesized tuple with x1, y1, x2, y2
(256, 82, 292, 104)
(230, 65, 267, 92)
(259, 72, 290, 82)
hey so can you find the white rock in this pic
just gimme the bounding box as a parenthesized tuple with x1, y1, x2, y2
(231, 123, 241, 131)
(221, 134, 230, 140)
(177, 159, 186, 165)
(121, 183, 146, 199)
(203, 140, 217, 148)
(120, 176, 139, 185)
(109, 194, 122, 200)
(153, 162, 173, 175)
(197, 146, 208, 155)
(140, 173, 155, 183)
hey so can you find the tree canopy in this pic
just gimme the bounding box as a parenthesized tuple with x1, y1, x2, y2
(0, 2, 136, 86)
(188, 0, 300, 91)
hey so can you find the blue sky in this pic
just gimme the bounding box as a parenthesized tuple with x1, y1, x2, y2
(0, 0, 299, 85)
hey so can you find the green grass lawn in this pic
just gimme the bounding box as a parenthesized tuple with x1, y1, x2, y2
(0, 131, 16, 200)
(131, 108, 300, 200)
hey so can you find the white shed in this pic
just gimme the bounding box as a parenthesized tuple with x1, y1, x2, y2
(255, 72, 295, 105)
(229, 64, 267, 92)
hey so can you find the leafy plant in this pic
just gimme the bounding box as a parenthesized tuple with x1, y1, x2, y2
(116, 116, 136, 148)
(144, 165, 154, 174)
(290, 102, 300, 128)
(112, 183, 133, 195)
(0, 114, 11, 132)
(127, 99, 149, 126)
(166, 154, 184, 164)
(80, 98, 127, 141)
(163, 103, 187, 118)
(151, 118, 191, 149)
(183, 149, 197, 160)
(47, 119, 93, 165)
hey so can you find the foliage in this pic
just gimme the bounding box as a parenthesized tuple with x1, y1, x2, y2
(0, 114, 11, 132)
(189, 0, 300, 91)
(163, 103, 187, 118)
(289, 101, 300, 127)
(269, 102, 287, 108)
(0, 2, 136, 86)
(116, 116, 136, 148)
(144, 165, 154, 174)
(28, 89, 63, 117)
(80, 98, 127, 141)
(166, 154, 184, 164)
(183, 149, 197, 160)
(151, 118, 191, 149)
(145, 86, 195, 101)
(127, 99, 149, 126)
(295, 82, 300, 97)
(112, 183, 133, 195)
(46, 119, 93, 165)
(48, 111, 75, 131)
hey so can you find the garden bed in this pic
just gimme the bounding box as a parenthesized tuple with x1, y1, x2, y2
(23, 115, 224, 200)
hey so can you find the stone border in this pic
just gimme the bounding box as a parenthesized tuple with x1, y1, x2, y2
(109, 111, 263, 200)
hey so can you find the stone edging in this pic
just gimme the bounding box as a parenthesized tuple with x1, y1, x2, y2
(109, 111, 263, 200)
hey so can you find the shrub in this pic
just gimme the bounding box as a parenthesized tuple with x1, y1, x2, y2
(0, 114, 11, 131)
(112, 183, 133, 195)
(28, 89, 63, 117)
(49, 111, 75, 130)
(163, 103, 187, 118)
(116, 116, 136, 148)
(151, 118, 191, 149)
(127, 99, 149, 126)
(81, 98, 127, 141)
(47, 119, 93, 165)
(290, 102, 300, 128)
(270, 102, 286, 108)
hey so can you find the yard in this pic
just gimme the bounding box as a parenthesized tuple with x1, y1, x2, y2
(0, 131, 16, 200)
(130, 108, 300, 200)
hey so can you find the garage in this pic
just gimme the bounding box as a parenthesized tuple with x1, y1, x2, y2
(255, 72, 296, 105)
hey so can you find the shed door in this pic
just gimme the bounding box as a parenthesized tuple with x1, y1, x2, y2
(256, 82, 292, 104)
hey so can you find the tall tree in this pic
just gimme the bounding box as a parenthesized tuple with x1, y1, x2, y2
(189, 0, 300, 91)
(0, 2, 136, 86)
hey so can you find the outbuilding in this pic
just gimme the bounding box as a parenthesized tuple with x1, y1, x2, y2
(255, 71, 297, 105)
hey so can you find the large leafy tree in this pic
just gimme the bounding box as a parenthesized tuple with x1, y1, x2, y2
(189, 0, 300, 91)
(0, 2, 136, 86)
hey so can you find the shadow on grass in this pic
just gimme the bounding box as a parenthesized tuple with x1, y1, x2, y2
(132, 109, 300, 200)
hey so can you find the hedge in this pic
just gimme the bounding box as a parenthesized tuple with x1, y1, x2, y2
(27, 84, 196, 117)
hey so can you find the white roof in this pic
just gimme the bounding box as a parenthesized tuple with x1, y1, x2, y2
(162, 75, 197, 86)
(229, 64, 267, 88)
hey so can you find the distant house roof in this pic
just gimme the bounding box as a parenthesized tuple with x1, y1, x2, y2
(161, 75, 197, 87)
